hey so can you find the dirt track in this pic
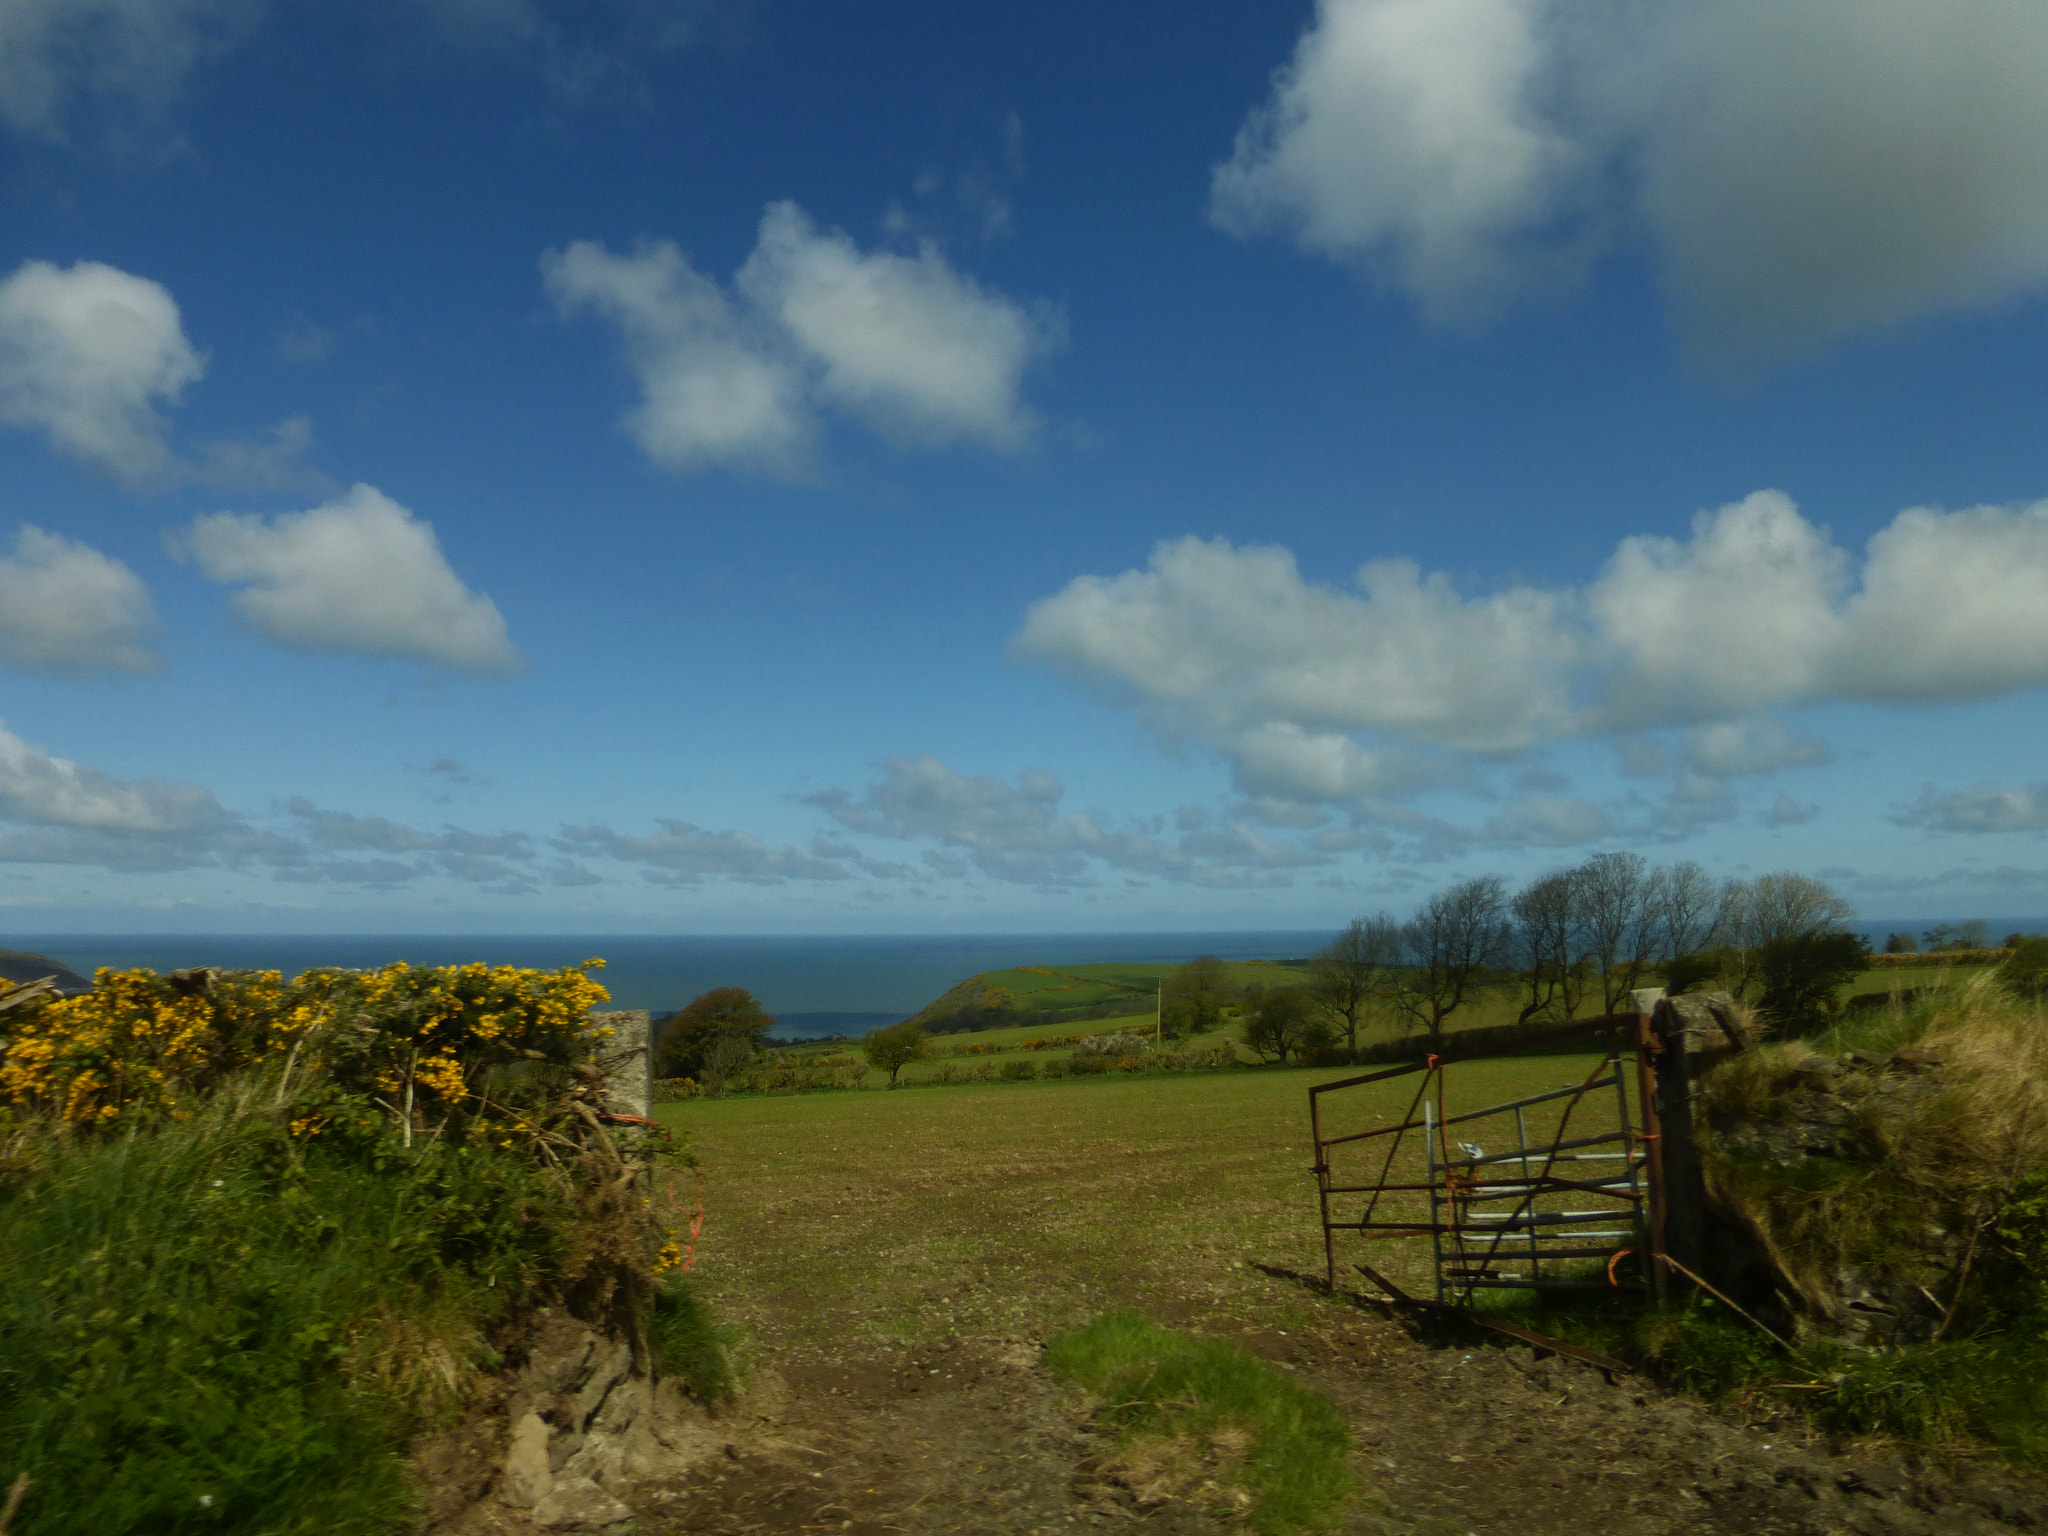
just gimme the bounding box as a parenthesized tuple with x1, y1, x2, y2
(623, 1280, 2048, 1536)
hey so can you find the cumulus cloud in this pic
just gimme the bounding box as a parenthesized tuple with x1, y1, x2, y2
(173, 484, 522, 673)
(736, 202, 1061, 449)
(547, 200, 1062, 473)
(544, 238, 810, 474)
(1018, 489, 2048, 808)
(1896, 782, 2048, 835)
(0, 259, 204, 483)
(1214, 0, 2048, 364)
(0, 524, 158, 673)
(0, 0, 256, 141)
(1212, 0, 1578, 323)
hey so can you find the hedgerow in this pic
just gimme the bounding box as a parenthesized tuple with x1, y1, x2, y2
(0, 960, 710, 1536)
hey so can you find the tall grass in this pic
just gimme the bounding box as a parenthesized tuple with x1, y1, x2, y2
(1046, 1312, 1356, 1534)
(0, 1080, 577, 1535)
(1489, 975, 2048, 1459)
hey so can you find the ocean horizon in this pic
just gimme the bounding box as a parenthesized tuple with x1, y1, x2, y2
(11, 917, 2037, 1039)
(6, 930, 1347, 1037)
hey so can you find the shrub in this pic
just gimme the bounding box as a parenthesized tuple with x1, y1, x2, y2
(1756, 931, 1870, 1031)
(0, 960, 613, 1142)
(1073, 1031, 1153, 1059)
(999, 1059, 1037, 1080)
(1240, 985, 1332, 1064)
(2005, 937, 2048, 999)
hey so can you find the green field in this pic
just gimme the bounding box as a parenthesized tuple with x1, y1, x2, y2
(765, 955, 2004, 1092)
(657, 1049, 1618, 1356)
(909, 957, 1316, 1028)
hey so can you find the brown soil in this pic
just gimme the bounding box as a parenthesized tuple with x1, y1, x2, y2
(613, 1291, 2048, 1536)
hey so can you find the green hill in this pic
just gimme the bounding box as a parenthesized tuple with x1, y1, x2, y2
(906, 958, 1313, 1034)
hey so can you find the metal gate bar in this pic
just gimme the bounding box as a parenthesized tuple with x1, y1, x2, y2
(1308, 1012, 1668, 1307)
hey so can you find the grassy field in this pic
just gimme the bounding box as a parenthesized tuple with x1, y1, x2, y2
(656, 1049, 1618, 1361)
(910, 958, 1317, 1026)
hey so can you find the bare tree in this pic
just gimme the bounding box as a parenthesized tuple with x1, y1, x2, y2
(1511, 869, 1589, 1024)
(1747, 872, 1855, 944)
(1577, 851, 1659, 1011)
(1398, 876, 1511, 1047)
(1310, 914, 1401, 1049)
(1712, 872, 1854, 998)
(1649, 860, 1718, 962)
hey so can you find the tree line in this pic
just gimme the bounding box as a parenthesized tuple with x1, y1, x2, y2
(648, 856, 1874, 1086)
(1182, 856, 1867, 1063)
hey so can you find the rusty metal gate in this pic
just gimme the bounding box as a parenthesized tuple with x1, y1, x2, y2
(1308, 1014, 1668, 1308)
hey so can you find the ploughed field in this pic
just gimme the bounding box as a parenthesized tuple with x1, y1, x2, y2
(645, 1057, 2048, 1536)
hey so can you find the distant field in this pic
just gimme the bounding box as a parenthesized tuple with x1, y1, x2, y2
(910, 957, 1316, 1027)
(658, 1048, 1618, 1354)
(773, 956, 2004, 1082)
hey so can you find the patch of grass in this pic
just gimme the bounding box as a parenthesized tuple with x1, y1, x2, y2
(0, 1081, 577, 1536)
(1046, 1311, 1357, 1533)
(650, 1276, 735, 1404)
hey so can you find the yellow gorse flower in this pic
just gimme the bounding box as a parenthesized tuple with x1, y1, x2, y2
(0, 959, 609, 1126)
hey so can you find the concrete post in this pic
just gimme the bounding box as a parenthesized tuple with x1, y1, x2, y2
(588, 1010, 651, 1121)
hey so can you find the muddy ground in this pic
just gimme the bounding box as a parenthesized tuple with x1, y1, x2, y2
(621, 1284, 2048, 1536)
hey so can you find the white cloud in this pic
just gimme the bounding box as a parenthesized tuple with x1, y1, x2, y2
(1838, 500, 2048, 703)
(1215, 0, 2048, 364)
(173, 484, 522, 673)
(1211, 0, 1577, 323)
(0, 524, 158, 673)
(1014, 534, 1576, 773)
(1897, 782, 2048, 835)
(0, 259, 204, 484)
(0, 0, 256, 141)
(0, 719, 221, 833)
(547, 201, 1062, 473)
(1018, 489, 2048, 808)
(1589, 491, 1846, 724)
(543, 238, 811, 474)
(737, 201, 1061, 449)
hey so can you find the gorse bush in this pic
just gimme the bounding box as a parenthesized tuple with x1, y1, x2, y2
(1, 959, 613, 1139)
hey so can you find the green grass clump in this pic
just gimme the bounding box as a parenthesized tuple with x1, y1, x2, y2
(1045, 1311, 1356, 1534)
(0, 1085, 577, 1536)
(650, 1276, 734, 1404)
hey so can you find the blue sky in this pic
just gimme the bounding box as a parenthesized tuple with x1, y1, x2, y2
(4, 0, 2048, 934)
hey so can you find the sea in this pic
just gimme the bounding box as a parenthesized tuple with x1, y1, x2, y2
(7, 931, 1341, 1039)
(11, 918, 2036, 1039)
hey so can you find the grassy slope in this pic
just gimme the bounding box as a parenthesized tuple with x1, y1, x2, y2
(0, 1085, 578, 1535)
(911, 959, 1315, 1025)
